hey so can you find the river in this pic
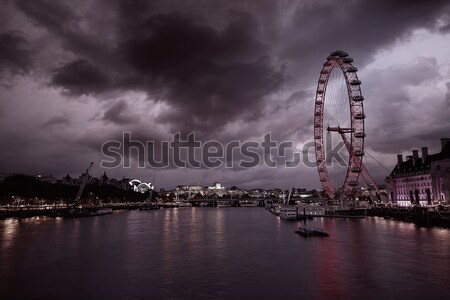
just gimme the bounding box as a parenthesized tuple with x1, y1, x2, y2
(1, 207, 449, 300)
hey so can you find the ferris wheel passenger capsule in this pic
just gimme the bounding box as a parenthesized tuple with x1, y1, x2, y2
(353, 149, 365, 156)
(343, 57, 353, 63)
(330, 50, 340, 56)
(348, 181, 359, 186)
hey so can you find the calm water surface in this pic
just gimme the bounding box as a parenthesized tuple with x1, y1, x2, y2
(1, 208, 449, 300)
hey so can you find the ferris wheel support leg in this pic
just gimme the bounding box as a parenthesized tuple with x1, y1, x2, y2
(359, 170, 369, 189)
(360, 163, 381, 195)
(338, 133, 382, 200)
(359, 170, 377, 203)
(339, 132, 351, 151)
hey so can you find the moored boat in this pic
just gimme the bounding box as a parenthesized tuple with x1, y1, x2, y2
(268, 205, 280, 216)
(62, 207, 113, 218)
(295, 226, 329, 237)
(240, 200, 258, 207)
(139, 203, 160, 210)
(90, 208, 113, 216)
(217, 201, 231, 207)
(279, 205, 298, 220)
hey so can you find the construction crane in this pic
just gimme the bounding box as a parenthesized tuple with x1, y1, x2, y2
(73, 162, 94, 206)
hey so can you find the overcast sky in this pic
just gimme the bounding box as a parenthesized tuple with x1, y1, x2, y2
(1, 0, 449, 189)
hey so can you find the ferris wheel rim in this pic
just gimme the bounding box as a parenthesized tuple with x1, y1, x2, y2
(313, 50, 365, 199)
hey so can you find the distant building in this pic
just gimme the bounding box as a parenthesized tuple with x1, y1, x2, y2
(37, 173, 57, 184)
(101, 171, 109, 185)
(430, 145, 450, 204)
(0, 174, 11, 183)
(207, 182, 226, 197)
(250, 188, 266, 198)
(187, 185, 203, 192)
(120, 177, 132, 190)
(385, 138, 450, 206)
(62, 174, 77, 185)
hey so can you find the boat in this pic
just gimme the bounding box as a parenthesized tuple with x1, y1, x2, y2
(90, 208, 113, 216)
(177, 201, 192, 208)
(298, 204, 326, 217)
(295, 226, 329, 237)
(268, 205, 280, 216)
(217, 200, 231, 208)
(279, 205, 298, 220)
(240, 200, 258, 207)
(62, 207, 113, 218)
(139, 203, 160, 210)
(264, 199, 275, 209)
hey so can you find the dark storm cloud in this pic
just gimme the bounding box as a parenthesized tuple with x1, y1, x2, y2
(117, 10, 285, 134)
(364, 56, 449, 153)
(153, 55, 285, 133)
(439, 23, 450, 33)
(14, 0, 286, 134)
(51, 59, 111, 96)
(446, 82, 450, 106)
(102, 100, 137, 125)
(40, 115, 70, 129)
(283, 0, 450, 80)
(272, 90, 312, 113)
(0, 31, 31, 83)
(14, 0, 450, 135)
(15, 0, 110, 64)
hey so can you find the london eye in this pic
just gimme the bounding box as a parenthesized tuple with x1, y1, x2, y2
(314, 50, 365, 199)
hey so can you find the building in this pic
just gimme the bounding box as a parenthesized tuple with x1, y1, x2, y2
(385, 138, 450, 207)
(37, 173, 57, 184)
(207, 182, 226, 197)
(430, 146, 450, 204)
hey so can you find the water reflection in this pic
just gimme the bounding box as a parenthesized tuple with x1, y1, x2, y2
(1, 218, 18, 251)
(0, 211, 449, 300)
(160, 208, 180, 284)
(214, 208, 226, 257)
(0, 218, 19, 275)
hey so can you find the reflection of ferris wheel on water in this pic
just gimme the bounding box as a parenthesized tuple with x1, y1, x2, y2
(314, 50, 365, 199)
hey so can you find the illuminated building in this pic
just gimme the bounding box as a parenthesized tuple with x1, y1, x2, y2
(385, 138, 450, 206)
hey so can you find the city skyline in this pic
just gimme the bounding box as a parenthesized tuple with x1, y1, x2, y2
(1, 0, 450, 189)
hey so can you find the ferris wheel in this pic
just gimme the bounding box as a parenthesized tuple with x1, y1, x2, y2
(314, 50, 365, 199)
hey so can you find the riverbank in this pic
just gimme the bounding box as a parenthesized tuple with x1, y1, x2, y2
(368, 206, 450, 228)
(0, 200, 261, 220)
(0, 203, 143, 219)
(3, 204, 450, 228)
